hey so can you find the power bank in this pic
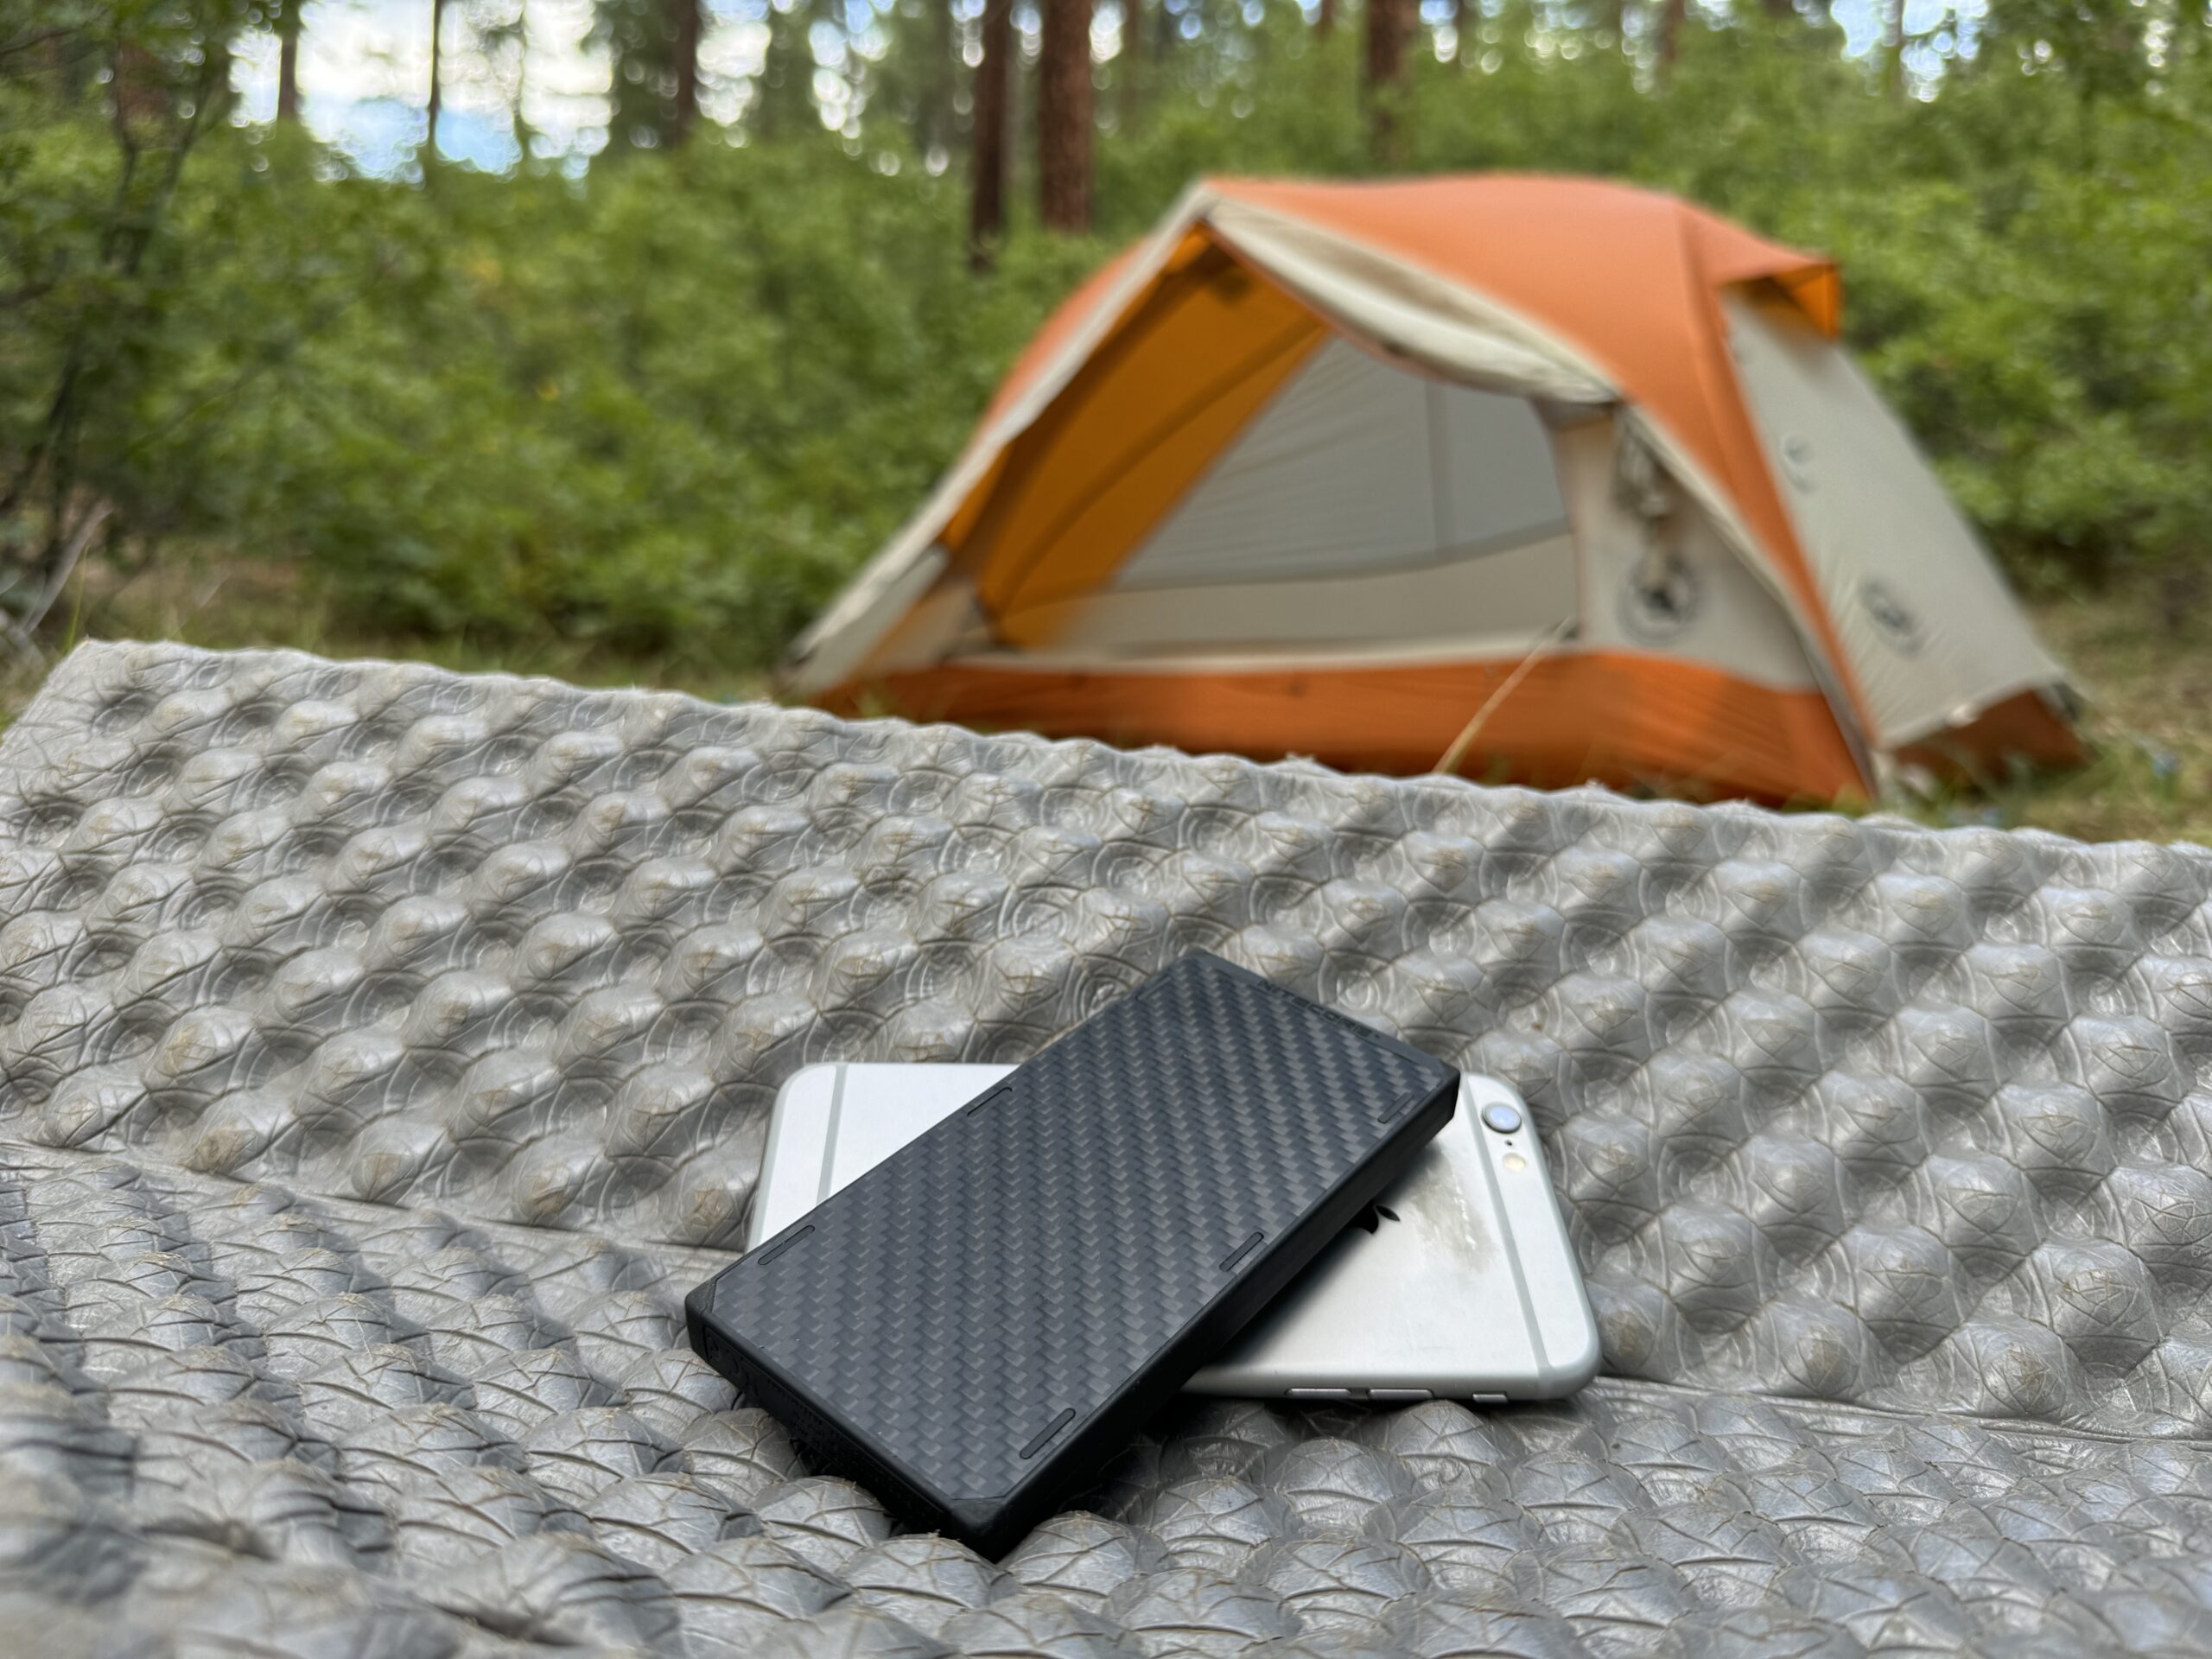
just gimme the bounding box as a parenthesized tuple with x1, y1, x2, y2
(685, 952, 1458, 1554)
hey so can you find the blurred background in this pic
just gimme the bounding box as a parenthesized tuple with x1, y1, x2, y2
(3, 0, 2207, 840)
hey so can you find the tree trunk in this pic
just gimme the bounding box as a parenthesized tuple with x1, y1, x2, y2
(113, 41, 168, 129)
(511, 9, 533, 164)
(1119, 0, 1144, 128)
(276, 1, 302, 123)
(426, 0, 447, 159)
(1038, 0, 1092, 233)
(1656, 0, 1686, 70)
(753, 3, 802, 141)
(1317, 0, 1336, 36)
(1364, 0, 1410, 87)
(1880, 0, 1906, 95)
(927, 0, 957, 159)
(1762, 0, 1794, 16)
(969, 0, 1012, 267)
(1363, 0, 1411, 162)
(1448, 0, 1465, 63)
(672, 0, 702, 141)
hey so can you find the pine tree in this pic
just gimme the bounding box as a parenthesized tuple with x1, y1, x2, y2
(426, 0, 448, 158)
(672, 0, 702, 139)
(970, 0, 1013, 264)
(1364, 0, 1412, 162)
(1038, 0, 1093, 232)
(275, 0, 302, 122)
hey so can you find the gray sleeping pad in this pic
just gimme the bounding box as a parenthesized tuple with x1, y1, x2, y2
(3, 640, 2211, 1656)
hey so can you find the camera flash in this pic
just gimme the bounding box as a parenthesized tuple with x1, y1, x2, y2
(1503, 1153, 1528, 1173)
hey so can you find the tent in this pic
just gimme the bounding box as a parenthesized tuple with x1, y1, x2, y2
(785, 175, 2081, 803)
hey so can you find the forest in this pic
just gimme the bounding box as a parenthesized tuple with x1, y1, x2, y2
(3, 0, 2210, 833)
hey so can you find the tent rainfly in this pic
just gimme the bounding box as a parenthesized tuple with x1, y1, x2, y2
(785, 175, 2081, 802)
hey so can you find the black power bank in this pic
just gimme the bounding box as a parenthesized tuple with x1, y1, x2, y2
(685, 953, 1458, 1556)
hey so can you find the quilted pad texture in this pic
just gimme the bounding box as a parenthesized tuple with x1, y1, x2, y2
(3, 640, 2212, 1656)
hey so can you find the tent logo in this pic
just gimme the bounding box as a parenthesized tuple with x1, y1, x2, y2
(1620, 557, 1700, 642)
(1860, 578, 1925, 657)
(1780, 434, 1816, 490)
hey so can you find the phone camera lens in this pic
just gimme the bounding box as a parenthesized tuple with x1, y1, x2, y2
(1481, 1102, 1523, 1135)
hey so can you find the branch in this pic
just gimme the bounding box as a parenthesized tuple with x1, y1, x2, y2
(122, 283, 372, 461)
(0, 26, 73, 60)
(0, 279, 59, 312)
(1, 501, 112, 670)
(25, 501, 110, 637)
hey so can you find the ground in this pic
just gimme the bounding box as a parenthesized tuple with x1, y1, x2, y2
(1, 560, 2191, 848)
(1933, 586, 2212, 847)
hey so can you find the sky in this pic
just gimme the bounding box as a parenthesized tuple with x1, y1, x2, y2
(229, 0, 778, 169)
(230, 0, 1978, 175)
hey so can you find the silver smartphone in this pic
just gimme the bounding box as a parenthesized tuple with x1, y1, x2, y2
(749, 1063, 1599, 1403)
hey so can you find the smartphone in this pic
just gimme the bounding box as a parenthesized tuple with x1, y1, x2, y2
(751, 1064, 1599, 1404)
(686, 953, 1459, 1554)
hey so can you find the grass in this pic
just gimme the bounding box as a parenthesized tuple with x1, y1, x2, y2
(1886, 584, 2212, 847)
(0, 553, 776, 713)
(0, 557, 2198, 849)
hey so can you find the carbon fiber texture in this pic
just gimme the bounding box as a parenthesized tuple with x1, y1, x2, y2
(697, 955, 1452, 1547)
(0, 641, 2210, 1653)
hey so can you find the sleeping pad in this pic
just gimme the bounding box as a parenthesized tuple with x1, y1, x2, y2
(1, 642, 2209, 1656)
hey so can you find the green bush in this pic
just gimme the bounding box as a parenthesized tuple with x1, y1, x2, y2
(8, 4, 2212, 676)
(156, 143, 1101, 669)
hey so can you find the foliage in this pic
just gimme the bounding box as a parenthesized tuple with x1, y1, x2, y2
(2, 0, 254, 620)
(5, 0, 2212, 681)
(6, 79, 1096, 668)
(225, 146, 1102, 666)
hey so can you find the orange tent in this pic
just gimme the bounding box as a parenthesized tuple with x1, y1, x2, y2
(787, 175, 2080, 803)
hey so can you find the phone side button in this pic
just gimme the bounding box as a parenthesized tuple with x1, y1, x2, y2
(1470, 1392, 1508, 1406)
(1286, 1388, 1352, 1400)
(1368, 1389, 1431, 1402)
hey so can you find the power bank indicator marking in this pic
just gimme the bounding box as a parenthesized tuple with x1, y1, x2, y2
(1219, 1230, 1265, 1271)
(1020, 1408, 1076, 1460)
(759, 1224, 815, 1265)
